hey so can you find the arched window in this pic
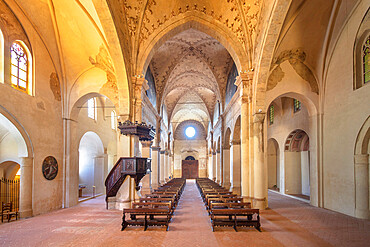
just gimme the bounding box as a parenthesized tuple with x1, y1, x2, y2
(111, 110, 116, 130)
(87, 98, 96, 120)
(293, 99, 301, 113)
(354, 10, 370, 90)
(10, 42, 30, 94)
(269, 105, 274, 125)
(363, 36, 370, 85)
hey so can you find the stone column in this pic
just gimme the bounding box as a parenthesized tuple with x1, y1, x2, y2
(140, 140, 153, 197)
(208, 153, 213, 179)
(216, 150, 221, 184)
(231, 140, 241, 195)
(235, 71, 253, 201)
(223, 147, 231, 190)
(151, 146, 160, 190)
(160, 150, 165, 184)
(164, 150, 169, 181)
(212, 152, 217, 181)
(253, 113, 267, 209)
(354, 154, 370, 219)
(168, 153, 173, 179)
(19, 157, 33, 218)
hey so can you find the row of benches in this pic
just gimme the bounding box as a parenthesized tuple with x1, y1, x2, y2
(196, 178, 261, 232)
(121, 178, 186, 231)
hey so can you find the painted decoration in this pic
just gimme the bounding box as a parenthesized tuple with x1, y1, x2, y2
(42, 156, 58, 180)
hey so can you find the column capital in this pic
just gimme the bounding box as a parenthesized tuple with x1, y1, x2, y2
(151, 146, 161, 151)
(231, 140, 241, 145)
(160, 150, 166, 155)
(141, 140, 153, 148)
(253, 112, 266, 123)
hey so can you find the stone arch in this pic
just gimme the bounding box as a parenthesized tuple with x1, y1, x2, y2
(284, 129, 310, 198)
(252, 0, 293, 113)
(138, 16, 248, 76)
(0, 105, 34, 217)
(66, 92, 118, 207)
(267, 138, 280, 191)
(354, 116, 370, 219)
(78, 131, 105, 198)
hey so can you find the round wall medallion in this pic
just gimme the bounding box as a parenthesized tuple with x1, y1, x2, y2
(42, 156, 58, 180)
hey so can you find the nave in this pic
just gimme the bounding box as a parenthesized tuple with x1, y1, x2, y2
(1, 180, 369, 247)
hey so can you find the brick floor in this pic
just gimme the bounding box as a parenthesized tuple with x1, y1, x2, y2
(0, 180, 369, 247)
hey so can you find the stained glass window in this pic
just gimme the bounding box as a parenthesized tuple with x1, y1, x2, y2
(294, 99, 301, 113)
(269, 105, 274, 125)
(10, 42, 28, 92)
(111, 111, 116, 130)
(88, 98, 96, 120)
(363, 36, 370, 84)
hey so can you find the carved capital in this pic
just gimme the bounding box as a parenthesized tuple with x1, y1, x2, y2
(151, 146, 161, 151)
(141, 140, 153, 148)
(253, 112, 265, 124)
(231, 140, 241, 145)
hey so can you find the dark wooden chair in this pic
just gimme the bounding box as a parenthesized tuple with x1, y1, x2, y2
(1, 202, 18, 223)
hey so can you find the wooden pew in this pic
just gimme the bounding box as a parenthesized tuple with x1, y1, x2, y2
(210, 208, 261, 232)
(121, 202, 171, 231)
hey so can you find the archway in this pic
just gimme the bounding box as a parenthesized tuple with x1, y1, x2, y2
(231, 116, 241, 195)
(223, 128, 231, 190)
(78, 131, 104, 199)
(284, 129, 310, 199)
(267, 138, 280, 191)
(354, 116, 370, 219)
(0, 109, 33, 217)
(66, 93, 118, 206)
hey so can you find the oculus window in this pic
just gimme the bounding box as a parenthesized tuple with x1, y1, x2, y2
(185, 126, 195, 138)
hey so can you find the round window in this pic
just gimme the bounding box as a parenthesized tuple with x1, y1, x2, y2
(185, 126, 196, 138)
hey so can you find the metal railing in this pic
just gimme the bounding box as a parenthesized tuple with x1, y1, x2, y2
(0, 178, 20, 211)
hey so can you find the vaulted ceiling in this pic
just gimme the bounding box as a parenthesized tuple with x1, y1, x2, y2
(148, 28, 234, 132)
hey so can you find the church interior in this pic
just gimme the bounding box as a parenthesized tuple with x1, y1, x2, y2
(0, 0, 369, 246)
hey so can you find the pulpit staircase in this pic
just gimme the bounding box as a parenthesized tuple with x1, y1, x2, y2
(105, 157, 151, 208)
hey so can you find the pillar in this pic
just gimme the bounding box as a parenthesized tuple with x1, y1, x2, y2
(235, 71, 253, 201)
(223, 147, 231, 190)
(354, 154, 370, 219)
(208, 153, 213, 179)
(253, 113, 267, 209)
(164, 150, 169, 181)
(212, 152, 217, 181)
(140, 140, 152, 197)
(231, 140, 241, 195)
(151, 146, 160, 190)
(20, 157, 33, 218)
(160, 150, 165, 184)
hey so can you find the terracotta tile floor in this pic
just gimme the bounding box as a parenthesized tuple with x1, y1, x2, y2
(0, 180, 369, 247)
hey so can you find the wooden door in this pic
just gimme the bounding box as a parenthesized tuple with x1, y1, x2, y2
(182, 160, 199, 179)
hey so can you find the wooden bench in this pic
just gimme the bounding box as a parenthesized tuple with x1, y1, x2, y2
(122, 203, 171, 231)
(210, 208, 261, 232)
(1, 202, 18, 223)
(139, 197, 175, 214)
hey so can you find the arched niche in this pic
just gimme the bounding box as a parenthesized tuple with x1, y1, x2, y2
(0, 106, 33, 217)
(78, 131, 104, 198)
(284, 129, 310, 198)
(354, 116, 370, 219)
(267, 138, 280, 191)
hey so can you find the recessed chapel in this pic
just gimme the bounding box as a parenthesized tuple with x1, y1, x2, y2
(0, 0, 369, 246)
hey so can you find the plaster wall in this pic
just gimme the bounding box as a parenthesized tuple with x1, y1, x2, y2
(0, 9, 63, 215)
(323, 1, 370, 217)
(173, 139, 207, 178)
